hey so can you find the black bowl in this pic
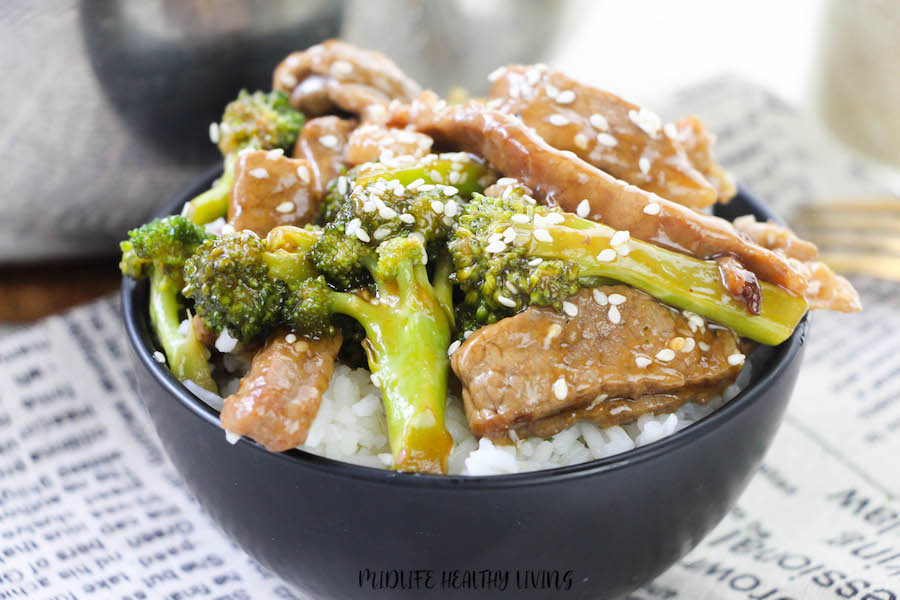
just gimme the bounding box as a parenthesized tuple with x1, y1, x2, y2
(122, 169, 808, 600)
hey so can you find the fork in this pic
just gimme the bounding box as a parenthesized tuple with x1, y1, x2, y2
(791, 198, 900, 281)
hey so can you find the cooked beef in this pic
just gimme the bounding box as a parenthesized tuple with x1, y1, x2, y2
(273, 39, 421, 118)
(450, 286, 744, 439)
(293, 116, 357, 195)
(221, 331, 342, 452)
(401, 95, 808, 295)
(228, 150, 320, 237)
(733, 215, 862, 312)
(675, 116, 737, 202)
(345, 123, 433, 165)
(192, 314, 217, 348)
(488, 65, 719, 210)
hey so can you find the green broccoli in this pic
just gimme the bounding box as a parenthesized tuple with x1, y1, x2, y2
(449, 192, 809, 345)
(183, 90, 305, 225)
(185, 213, 456, 472)
(120, 216, 216, 391)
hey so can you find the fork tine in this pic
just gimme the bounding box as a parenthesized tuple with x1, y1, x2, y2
(814, 253, 900, 282)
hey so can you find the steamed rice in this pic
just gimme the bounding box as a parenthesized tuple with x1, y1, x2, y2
(193, 353, 754, 476)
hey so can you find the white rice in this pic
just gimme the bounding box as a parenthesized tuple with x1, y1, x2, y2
(195, 355, 755, 476)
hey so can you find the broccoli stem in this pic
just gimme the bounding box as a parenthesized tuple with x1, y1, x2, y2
(148, 272, 217, 392)
(330, 272, 454, 474)
(355, 155, 491, 197)
(183, 160, 234, 225)
(525, 218, 807, 345)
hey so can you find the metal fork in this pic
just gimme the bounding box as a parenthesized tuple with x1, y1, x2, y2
(791, 198, 900, 281)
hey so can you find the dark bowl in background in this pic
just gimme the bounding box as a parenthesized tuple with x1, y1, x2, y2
(122, 170, 808, 600)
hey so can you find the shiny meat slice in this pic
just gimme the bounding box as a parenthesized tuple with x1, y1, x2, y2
(221, 331, 342, 452)
(229, 150, 320, 237)
(273, 39, 421, 117)
(293, 116, 357, 195)
(450, 286, 744, 438)
(488, 65, 717, 210)
(733, 215, 861, 312)
(716, 255, 761, 315)
(675, 116, 737, 202)
(403, 97, 808, 295)
(344, 123, 433, 165)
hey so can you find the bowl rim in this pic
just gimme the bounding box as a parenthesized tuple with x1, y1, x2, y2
(122, 165, 809, 490)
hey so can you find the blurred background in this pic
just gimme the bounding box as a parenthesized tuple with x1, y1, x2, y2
(1, 0, 897, 321)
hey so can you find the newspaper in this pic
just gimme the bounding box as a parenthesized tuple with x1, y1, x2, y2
(1, 77, 898, 600)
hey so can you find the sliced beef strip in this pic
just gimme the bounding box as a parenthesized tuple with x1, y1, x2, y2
(229, 150, 320, 237)
(488, 65, 718, 210)
(400, 95, 808, 295)
(273, 39, 421, 118)
(344, 122, 433, 166)
(450, 286, 744, 438)
(221, 331, 342, 452)
(733, 215, 861, 312)
(293, 116, 357, 195)
(675, 116, 737, 202)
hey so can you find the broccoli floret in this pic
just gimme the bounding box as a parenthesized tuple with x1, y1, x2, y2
(184, 224, 455, 473)
(183, 227, 318, 344)
(448, 193, 808, 346)
(183, 90, 305, 225)
(119, 217, 216, 391)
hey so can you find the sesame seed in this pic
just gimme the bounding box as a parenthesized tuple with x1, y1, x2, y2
(502, 227, 517, 242)
(485, 240, 507, 253)
(488, 232, 502, 243)
(464, 330, 473, 339)
(266, 148, 285, 159)
(399, 213, 415, 224)
(379, 205, 397, 219)
(297, 165, 311, 184)
(548, 114, 570, 126)
(249, 167, 269, 179)
(443, 200, 459, 217)
(447, 340, 462, 356)
(496, 177, 518, 186)
(608, 305, 621, 324)
(727, 353, 746, 366)
(664, 123, 678, 138)
(545, 84, 560, 99)
(596, 133, 618, 147)
(497, 295, 517, 308)
(373, 226, 391, 240)
(449, 171, 460, 184)
(331, 60, 354, 77)
(555, 90, 576, 104)
(635, 356, 652, 368)
(593, 289, 608, 305)
(487, 66, 506, 82)
(362, 200, 376, 213)
(345, 218, 361, 236)
(543, 212, 565, 225)
(319, 134, 339, 149)
(532, 228, 553, 243)
(418, 184, 436, 192)
(511, 214, 530, 224)
(528, 257, 543, 266)
(407, 178, 424, 190)
(208, 122, 220, 143)
(505, 280, 519, 294)
(699, 342, 711, 351)
(629, 107, 663, 137)
(153, 351, 166, 363)
(681, 337, 696, 353)
(430, 169, 443, 182)
(562, 301, 578, 317)
(443, 186, 459, 196)
(592, 248, 616, 263)
(431, 200, 444, 214)
(279, 73, 298, 88)
(643, 202, 661, 215)
(355, 228, 371, 242)
(655, 348, 676, 362)
(669, 337, 686, 351)
(610, 230, 630, 247)
(608, 293, 626, 305)
(552, 376, 568, 400)
(573, 133, 589, 150)
(576, 199, 590, 218)
(589, 113, 610, 131)
(275, 201, 295, 213)
(285, 333, 297, 344)
(638, 157, 651, 175)
(616, 243, 631, 257)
